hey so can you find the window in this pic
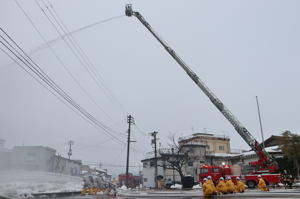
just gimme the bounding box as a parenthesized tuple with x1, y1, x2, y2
(200, 168, 208, 174)
(144, 178, 147, 182)
(212, 168, 219, 173)
(188, 162, 193, 166)
(219, 145, 225, 151)
(143, 162, 148, 168)
(206, 145, 210, 150)
(150, 160, 155, 167)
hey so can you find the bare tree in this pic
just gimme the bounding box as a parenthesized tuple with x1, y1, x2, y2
(158, 134, 192, 182)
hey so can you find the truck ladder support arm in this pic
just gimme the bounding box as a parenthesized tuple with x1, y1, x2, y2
(125, 4, 277, 170)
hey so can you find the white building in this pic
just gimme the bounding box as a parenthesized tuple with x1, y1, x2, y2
(0, 139, 10, 170)
(142, 152, 177, 188)
(0, 143, 82, 176)
(141, 142, 207, 188)
(11, 146, 56, 171)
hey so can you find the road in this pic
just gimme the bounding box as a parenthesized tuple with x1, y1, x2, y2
(42, 188, 300, 199)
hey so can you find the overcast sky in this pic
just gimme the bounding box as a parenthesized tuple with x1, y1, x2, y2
(1, 0, 299, 176)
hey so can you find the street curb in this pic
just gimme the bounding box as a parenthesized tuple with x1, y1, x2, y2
(117, 190, 300, 198)
(32, 191, 81, 198)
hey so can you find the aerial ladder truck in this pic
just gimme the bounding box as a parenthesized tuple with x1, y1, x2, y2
(125, 4, 288, 188)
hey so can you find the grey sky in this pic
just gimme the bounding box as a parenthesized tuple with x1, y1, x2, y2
(0, 0, 299, 176)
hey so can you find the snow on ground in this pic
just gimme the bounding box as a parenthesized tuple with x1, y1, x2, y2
(0, 170, 82, 199)
(119, 185, 128, 191)
(170, 184, 182, 189)
(192, 184, 201, 189)
(294, 182, 300, 186)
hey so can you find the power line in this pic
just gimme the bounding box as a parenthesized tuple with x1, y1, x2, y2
(0, 43, 115, 139)
(14, 0, 121, 130)
(0, 40, 101, 132)
(133, 123, 149, 137)
(0, 36, 124, 145)
(44, 0, 128, 115)
(111, 144, 127, 165)
(36, 0, 128, 115)
(0, 28, 125, 145)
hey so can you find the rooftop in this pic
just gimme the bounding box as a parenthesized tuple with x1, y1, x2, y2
(13, 145, 56, 153)
(206, 153, 241, 157)
(179, 132, 230, 142)
(242, 146, 281, 157)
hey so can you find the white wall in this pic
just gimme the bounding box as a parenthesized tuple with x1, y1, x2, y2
(11, 146, 56, 171)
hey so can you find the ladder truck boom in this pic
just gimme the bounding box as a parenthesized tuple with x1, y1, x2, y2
(125, 4, 277, 172)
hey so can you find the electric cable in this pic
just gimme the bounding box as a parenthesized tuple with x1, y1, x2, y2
(0, 40, 105, 136)
(14, 0, 121, 129)
(0, 28, 125, 145)
(36, 0, 128, 116)
(44, 0, 128, 115)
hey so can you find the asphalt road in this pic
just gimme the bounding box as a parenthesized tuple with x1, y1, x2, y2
(43, 189, 300, 199)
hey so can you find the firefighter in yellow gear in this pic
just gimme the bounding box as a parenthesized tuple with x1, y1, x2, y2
(158, 178, 165, 189)
(216, 177, 227, 194)
(81, 177, 90, 195)
(235, 177, 245, 193)
(225, 177, 235, 193)
(257, 175, 269, 191)
(202, 178, 214, 197)
(207, 176, 217, 193)
(80, 188, 87, 195)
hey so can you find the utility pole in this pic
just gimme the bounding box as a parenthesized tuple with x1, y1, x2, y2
(126, 115, 134, 188)
(67, 140, 74, 160)
(171, 147, 175, 185)
(256, 96, 265, 149)
(151, 131, 158, 189)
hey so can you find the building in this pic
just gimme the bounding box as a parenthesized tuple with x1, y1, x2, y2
(0, 143, 82, 176)
(82, 165, 112, 181)
(180, 142, 207, 181)
(141, 141, 207, 187)
(11, 146, 56, 171)
(141, 152, 168, 188)
(179, 133, 230, 154)
(141, 132, 288, 187)
(52, 155, 82, 176)
(0, 139, 10, 170)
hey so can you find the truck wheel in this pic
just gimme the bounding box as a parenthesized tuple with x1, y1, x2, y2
(247, 180, 256, 189)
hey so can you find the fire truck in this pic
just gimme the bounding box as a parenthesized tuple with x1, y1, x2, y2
(198, 164, 282, 188)
(125, 4, 287, 188)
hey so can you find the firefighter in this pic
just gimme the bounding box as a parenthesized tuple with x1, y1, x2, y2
(202, 178, 214, 197)
(81, 176, 89, 195)
(216, 177, 227, 194)
(88, 176, 96, 195)
(225, 176, 235, 193)
(95, 176, 104, 193)
(236, 177, 245, 193)
(257, 175, 269, 191)
(158, 178, 165, 189)
(207, 176, 217, 193)
(283, 170, 293, 189)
